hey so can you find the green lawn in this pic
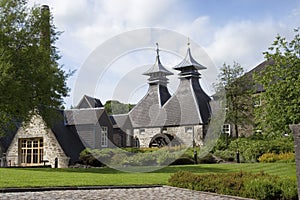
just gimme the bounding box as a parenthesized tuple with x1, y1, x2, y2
(0, 163, 296, 188)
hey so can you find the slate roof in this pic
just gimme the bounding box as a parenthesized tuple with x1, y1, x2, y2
(174, 47, 206, 71)
(163, 47, 211, 125)
(129, 84, 172, 128)
(143, 44, 173, 76)
(163, 78, 211, 126)
(0, 124, 20, 153)
(243, 59, 274, 93)
(110, 114, 132, 129)
(128, 46, 211, 128)
(143, 55, 173, 76)
(64, 108, 105, 125)
(76, 95, 103, 109)
(51, 110, 85, 165)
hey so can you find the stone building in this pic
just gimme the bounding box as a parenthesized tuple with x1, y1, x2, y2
(0, 95, 118, 168)
(221, 60, 272, 137)
(113, 44, 212, 148)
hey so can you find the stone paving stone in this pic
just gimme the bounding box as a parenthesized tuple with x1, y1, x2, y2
(0, 186, 253, 200)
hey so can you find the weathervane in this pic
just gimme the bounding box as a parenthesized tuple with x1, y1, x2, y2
(156, 42, 159, 56)
(187, 37, 190, 47)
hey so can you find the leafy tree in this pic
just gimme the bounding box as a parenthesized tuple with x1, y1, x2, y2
(255, 28, 300, 135)
(214, 62, 253, 138)
(104, 100, 135, 115)
(0, 0, 71, 133)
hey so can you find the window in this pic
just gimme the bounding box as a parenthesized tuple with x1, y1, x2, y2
(223, 124, 231, 136)
(19, 138, 43, 165)
(162, 127, 167, 134)
(140, 128, 145, 134)
(185, 127, 193, 133)
(101, 126, 108, 147)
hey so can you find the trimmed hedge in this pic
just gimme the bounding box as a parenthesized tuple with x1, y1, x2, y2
(168, 171, 298, 200)
(79, 147, 186, 167)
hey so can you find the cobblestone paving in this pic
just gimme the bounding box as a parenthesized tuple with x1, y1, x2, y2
(1, 186, 252, 200)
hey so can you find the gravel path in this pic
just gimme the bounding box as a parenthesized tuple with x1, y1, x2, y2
(1, 186, 253, 200)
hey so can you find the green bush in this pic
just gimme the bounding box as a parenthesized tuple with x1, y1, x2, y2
(168, 171, 298, 200)
(79, 147, 185, 167)
(79, 148, 105, 167)
(214, 150, 235, 162)
(212, 134, 234, 151)
(227, 137, 294, 163)
(244, 178, 282, 200)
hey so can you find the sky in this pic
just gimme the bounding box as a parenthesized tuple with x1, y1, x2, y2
(28, 0, 300, 107)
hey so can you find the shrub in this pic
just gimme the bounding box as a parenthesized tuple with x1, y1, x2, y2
(198, 153, 217, 164)
(244, 178, 282, 200)
(258, 152, 295, 163)
(171, 157, 195, 165)
(168, 171, 298, 200)
(212, 134, 234, 152)
(214, 150, 235, 162)
(79, 148, 104, 167)
(227, 137, 294, 163)
(156, 150, 177, 165)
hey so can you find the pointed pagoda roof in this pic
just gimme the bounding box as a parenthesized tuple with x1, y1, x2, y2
(143, 43, 173, 76)
(161, 42, 211, 126)
(173, 41, 206, 71)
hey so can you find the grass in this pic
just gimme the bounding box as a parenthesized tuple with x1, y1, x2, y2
(0, 163, 296, 188)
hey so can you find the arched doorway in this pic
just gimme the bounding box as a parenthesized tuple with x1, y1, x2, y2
(149, 133, 181, 147)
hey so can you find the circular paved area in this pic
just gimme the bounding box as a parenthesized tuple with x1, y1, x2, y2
(1, 186, 252, 200)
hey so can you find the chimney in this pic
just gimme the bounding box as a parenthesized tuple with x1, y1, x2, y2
(40, 5, 50, 50)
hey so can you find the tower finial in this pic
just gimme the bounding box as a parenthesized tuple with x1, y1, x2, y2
(187, 37, 190, 47)
(156, 42, 159, 56)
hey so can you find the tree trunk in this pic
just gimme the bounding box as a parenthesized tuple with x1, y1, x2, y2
(290, 124, 300, 197)
(235, 124, 239, 138)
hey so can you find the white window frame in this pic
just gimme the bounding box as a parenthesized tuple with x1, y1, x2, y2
(101, 126, 108, 147)
(223, 124, 231, 136)
(185, 127, 193, 134)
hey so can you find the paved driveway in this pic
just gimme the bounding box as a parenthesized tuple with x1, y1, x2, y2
(1, 186, 253, 200)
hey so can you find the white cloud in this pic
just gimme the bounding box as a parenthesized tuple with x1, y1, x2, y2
(26, 0, 300, 106)
(204, 19, 289, 71)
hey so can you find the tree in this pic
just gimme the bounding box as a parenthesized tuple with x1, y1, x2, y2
(104, 100, 135, 115)
(255, 29, 300, 135)
(214, 62, 253, 138)
(0, 0, 71, 133)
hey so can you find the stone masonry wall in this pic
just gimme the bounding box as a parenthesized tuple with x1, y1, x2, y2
(134, 125, 204, 148)
(6, 115, 69, 168)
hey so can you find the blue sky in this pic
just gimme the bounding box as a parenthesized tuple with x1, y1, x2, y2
(28, 0, 300, 107)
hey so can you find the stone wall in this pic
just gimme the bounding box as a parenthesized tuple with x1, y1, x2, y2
(5, 115, 69, 168)
(133, 125, 204, 148)
(133, 128, 161, 148)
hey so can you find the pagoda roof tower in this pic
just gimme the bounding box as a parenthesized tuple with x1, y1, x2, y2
(163, 42, 211, 126)
(129, 43, 173, 128)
